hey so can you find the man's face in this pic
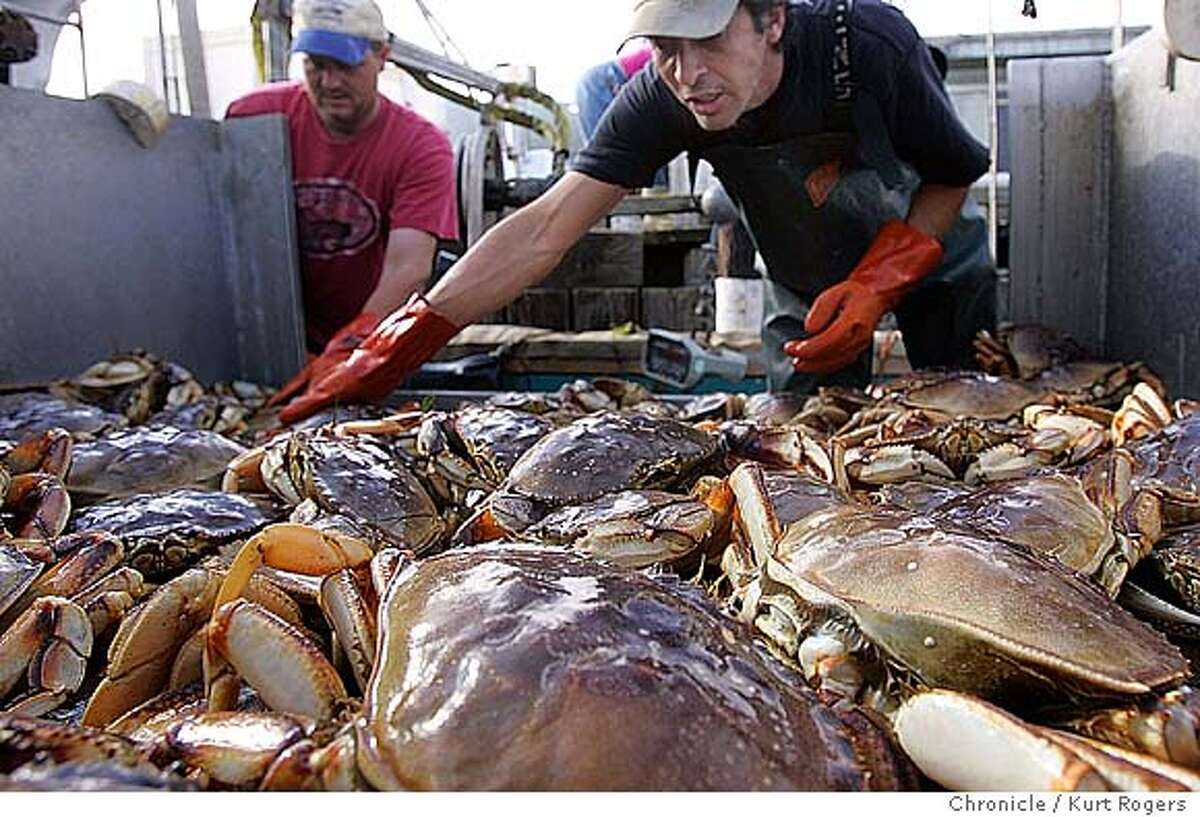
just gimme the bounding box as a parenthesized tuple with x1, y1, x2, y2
(651, 6, 786, 131)
(302, 46, 385, 136)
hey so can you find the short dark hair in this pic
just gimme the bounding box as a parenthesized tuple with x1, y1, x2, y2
(740, 0, 786, 34)
(740, 0, 786, 51)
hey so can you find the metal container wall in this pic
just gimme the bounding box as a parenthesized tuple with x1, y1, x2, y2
(1107, 33, 1200, 395)
(0, 85, 304, 386)
(1009, 33, 1200, 396)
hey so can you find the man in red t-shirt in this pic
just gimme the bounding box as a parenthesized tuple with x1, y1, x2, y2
(226, 0, 457, 355)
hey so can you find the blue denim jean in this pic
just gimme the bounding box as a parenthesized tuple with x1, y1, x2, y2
(575, 60, 669, 189)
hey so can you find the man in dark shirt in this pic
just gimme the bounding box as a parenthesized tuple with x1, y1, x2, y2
(276, 0, 998, 422)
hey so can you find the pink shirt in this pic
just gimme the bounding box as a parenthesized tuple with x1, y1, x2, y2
(618, 46, 653, 79)
(227, 82, 458, 349)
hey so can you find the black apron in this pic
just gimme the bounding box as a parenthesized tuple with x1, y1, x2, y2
(699, 0, 996, 392)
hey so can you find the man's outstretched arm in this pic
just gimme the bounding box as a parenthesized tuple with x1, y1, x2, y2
(361, 227, 439, 316)
(278, 171, 627, 423)
(428, 171, 628, 326)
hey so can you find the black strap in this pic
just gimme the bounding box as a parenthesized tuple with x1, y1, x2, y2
(829, 0, 855, 132)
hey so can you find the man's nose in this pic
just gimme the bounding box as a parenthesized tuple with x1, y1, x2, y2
(315, 64, 344, 86)
(673, 41, 708, 88)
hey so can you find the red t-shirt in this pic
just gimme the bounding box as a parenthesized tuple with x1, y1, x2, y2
(227, 82, 458, 350)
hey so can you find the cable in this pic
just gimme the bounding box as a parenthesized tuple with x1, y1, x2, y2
(411, 0, 469, 65)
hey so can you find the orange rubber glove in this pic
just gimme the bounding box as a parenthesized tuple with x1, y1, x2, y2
(278, 294, 460, 425)
(267, 312, 382, 408)
(784, 220, 944, 374)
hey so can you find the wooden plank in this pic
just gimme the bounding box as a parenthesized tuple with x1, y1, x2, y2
(437, 326, 769, 377)
(682, 246, 715, 286)
(505, 289, 570, 331)
(543, 231, 643, 288)
(641, 287, 707, 331)
(572, 287, 640, 331)
(610, 194, 701, 216)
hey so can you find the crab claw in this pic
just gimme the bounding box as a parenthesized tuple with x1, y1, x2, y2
(205, 524, 371, 713)
(3, 429, 73, 480)
(5, 474, 71, 541)
(208, 599, 346, 723)
(0, 596, 92, 717)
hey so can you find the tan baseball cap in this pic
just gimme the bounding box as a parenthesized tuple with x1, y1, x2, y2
(293, 0, 388, 65)
(625, 0, 740, 43)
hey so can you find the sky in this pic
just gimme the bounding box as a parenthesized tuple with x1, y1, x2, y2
(43, 0, 1157, 103)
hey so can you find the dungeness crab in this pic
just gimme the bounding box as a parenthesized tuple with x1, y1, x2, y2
(111, 536, 919, 790)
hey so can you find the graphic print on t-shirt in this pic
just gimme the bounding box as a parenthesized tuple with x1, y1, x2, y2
(295, 178, 382, 259)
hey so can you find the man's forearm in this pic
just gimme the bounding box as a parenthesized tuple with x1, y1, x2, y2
(906, 183, 970, 240)
(362, 263, 428, 316)
(428, 205, 566, 326)
(427, 172, 626, 327)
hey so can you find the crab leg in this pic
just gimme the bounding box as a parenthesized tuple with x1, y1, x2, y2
(205, 523, 371, 713)
(0, 713, 150, 772)
(3, 429, 72, 480)
(0, 596, 92, 717)
(82, 567, 218, 728)
(893, 689, 1107, 791)
(5, 474, 71, 541)
(152, 710, 312, 789)
(320, 570, 377, 695)
(1064, 686, 1200, 770)
(208, 600, 346, 723)
(71, 566, 147, 637)
(895, 689, 1200, 792)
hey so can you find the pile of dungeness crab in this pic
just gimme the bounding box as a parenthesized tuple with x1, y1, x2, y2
(4, 326, 1200, 792)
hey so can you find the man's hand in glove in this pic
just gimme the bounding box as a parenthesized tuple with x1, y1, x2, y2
(277, 294, 461, 425)
(784, 220, 944, 374)
(267, 313, 382, 409)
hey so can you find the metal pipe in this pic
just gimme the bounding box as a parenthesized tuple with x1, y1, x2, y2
(985, 0, 999, 262)
(73, 8, 86, 96)
(1112, 0, 1124, 53)
(155, 0, 171, 111)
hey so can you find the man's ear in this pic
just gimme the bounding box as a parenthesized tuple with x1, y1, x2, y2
(766, 6, 786, 45)
(377, 45, 391, 72)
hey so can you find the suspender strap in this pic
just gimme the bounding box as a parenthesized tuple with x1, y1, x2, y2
(829, 0, 855, 132)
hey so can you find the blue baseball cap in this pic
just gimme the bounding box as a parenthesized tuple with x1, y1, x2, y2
(291, 0, 388, 66)
(292, 29, 372, 66)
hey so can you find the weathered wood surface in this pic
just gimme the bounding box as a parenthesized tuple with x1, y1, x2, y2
(572, 287, 641, 331)
(505, 289, 571, 331)
(641, 287, 705, 331)
(543, 231, 643, 288)
(436, 325, 768, 377)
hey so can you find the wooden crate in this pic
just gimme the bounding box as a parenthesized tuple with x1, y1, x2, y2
(571, 287, 640, 331)
(543, 231, 643, 288)
(505, 289, 571, 331)
(640, 287, 707, 332)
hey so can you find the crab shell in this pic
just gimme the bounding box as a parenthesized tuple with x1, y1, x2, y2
(1128, 411, 1200, 525)
(522, 489, 716, 569)
(442, 406, 556, 486)
(764, 505, 1188, 711)
(475, 412, 720, 539)
(70, 489, 285, 580)
(931, 469, 1157, 597)
(66, 427, 247, 503)
(1142, 524, 1200, 615)
(872, 372, 1044, 421)
(356, 545, 916, 791)
(0, 393, 126, 444)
